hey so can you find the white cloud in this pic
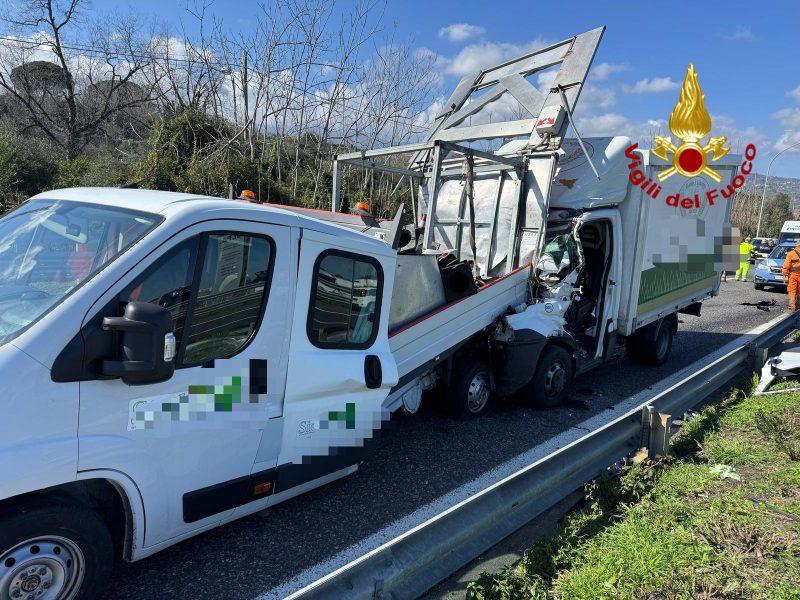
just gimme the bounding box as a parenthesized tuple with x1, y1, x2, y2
(437, 23, 485, 43)
(708, 114, 769, 151)
(444, 38, 549, 76)
(415, 96, 446, 129)
(578, 85, 615, 111)
(536, 70, 557, 92)
(574, 113, 635, 137)
(590, 62, 629, 81)
(773, 107, 800, 130)
(723, 26, 756, 42)
(788, 85, 800, 104)
(774, 131, 800, 152)
(622, 77, 680, 94)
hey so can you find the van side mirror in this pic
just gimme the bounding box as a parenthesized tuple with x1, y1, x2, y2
(101, 301, 176, 385)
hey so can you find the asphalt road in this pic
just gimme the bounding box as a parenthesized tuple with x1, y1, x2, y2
(102, 279, 787, 600)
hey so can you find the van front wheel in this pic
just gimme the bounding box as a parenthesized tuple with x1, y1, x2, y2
(524, 345, 573, 409)
(0, 504, 113, 600)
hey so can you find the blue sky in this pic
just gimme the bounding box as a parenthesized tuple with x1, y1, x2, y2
(127, 0, 800, 177)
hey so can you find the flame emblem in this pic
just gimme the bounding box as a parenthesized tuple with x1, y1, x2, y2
(652, 64, 729, 182)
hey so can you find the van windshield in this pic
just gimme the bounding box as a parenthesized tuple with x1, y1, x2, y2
(0, 199, 160, 343)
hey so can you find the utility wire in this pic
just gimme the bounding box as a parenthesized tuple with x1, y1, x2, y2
(0, 35, 431, 133)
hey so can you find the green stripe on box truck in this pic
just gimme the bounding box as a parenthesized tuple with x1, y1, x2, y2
(638, 256, 715, 308)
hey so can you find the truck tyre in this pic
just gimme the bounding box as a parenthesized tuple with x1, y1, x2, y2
(447, 357, 492, 420)
(0, 504, 113, 600)
(628, 319, 674, 367)
(524, 345, 573, 409)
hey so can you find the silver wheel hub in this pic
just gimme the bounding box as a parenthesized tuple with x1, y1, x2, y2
(1, 537, 84, 600)
(544, 362, 567, 396)
(467, 372, 490, 413)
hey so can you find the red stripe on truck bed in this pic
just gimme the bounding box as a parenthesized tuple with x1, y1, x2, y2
(388, 263, 532, 338)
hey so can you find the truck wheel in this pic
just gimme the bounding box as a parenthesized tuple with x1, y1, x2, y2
(0, 504, 113, 600)
(629, 319, 674, 367)
(447, 357, 492, 420)
(524, 346, 573, 409)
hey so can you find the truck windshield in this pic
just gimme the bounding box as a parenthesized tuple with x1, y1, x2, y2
(0, 199, 160, 343)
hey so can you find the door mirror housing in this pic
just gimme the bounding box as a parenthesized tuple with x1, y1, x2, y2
(101, 301, 176, 385)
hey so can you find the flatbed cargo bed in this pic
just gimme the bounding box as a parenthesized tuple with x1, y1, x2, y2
(389, 265, 530, 379)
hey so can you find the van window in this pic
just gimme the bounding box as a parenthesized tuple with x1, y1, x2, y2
(308, 251, 382, 348)
(0, 199, 159, 345)
(182, 234, 273, 365)
(120, 238, 199, 350)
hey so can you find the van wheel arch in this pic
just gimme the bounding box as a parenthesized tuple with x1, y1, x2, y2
(0, 479, 132, 561)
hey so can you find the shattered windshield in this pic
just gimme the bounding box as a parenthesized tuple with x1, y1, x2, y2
(0, 199, 160, 344)
(536, 233, 579, 282)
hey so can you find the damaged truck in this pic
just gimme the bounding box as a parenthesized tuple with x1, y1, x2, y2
(0, 26, 739, 599)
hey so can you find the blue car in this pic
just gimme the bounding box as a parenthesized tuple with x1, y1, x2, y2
(753, 242, 794, 290)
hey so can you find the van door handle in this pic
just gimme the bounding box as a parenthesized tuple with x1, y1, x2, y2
(364, 355, 382, 389)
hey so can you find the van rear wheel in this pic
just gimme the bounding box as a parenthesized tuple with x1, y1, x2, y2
(447, 357, 492, 420)
(0, 504, 113, 600)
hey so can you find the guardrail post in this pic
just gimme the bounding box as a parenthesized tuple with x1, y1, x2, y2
(639, 406, 672, 459)
(649, 412, 672, 458)
(752, 346, 769, 372)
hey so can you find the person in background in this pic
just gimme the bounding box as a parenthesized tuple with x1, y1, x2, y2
(237, 189, 257, 203)
(782, 240, 800, 311)
(735, 237, 753, 281)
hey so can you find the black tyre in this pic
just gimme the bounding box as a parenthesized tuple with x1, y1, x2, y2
(629, 319, 675, 367)
(0, 504, 113, 600)
(524, 345, 573, 409)
(447, 357, 492, 420)
(754, 283, 764, 291)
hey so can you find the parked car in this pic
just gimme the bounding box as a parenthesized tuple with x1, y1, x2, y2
(754, 241, 795, 290)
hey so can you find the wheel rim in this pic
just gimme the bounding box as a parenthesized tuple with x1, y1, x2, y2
(466, 372, 491, 414)
(543, 361, 567, 398)
(0, 536, 84, 600)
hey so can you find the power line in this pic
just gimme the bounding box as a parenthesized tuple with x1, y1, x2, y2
(0, 35, 432, 132)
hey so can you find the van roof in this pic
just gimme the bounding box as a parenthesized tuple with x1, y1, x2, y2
(29, 187, 391, 250)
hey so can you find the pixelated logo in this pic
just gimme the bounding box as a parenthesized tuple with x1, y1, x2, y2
(128, 358, 274, 431)
(320, 403, 356, 430)
(624, 64, 756, 211)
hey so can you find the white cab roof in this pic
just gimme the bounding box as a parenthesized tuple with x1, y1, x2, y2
(30, 187, 390, 251)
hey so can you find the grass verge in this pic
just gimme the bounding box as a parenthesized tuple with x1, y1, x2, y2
(466, 382, 800, 599)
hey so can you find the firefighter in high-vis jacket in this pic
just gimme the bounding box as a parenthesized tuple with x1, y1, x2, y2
(782, 241, 800, 311)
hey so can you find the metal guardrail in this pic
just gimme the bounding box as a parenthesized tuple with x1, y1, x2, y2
(286, 313, 798, 600)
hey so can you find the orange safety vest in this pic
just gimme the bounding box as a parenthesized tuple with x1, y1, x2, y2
(782, 247, 800, 275)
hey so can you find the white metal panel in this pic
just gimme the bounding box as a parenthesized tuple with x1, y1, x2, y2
(549, 137, 631, 209)
(389, 266, 530, 377)
(277, 228, 399, 467)
(617, 152, 739, 335)
(77, 219, 294, 548)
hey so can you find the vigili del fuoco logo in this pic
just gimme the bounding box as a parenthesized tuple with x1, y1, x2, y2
(625, 64, 757, 210)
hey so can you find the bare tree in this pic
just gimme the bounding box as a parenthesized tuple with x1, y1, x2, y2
(0, 0, 160, 158)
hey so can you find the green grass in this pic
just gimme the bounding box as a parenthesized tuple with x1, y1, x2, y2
(466, 383, 800, 600)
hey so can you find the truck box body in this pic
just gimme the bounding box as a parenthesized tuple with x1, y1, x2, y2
(547, 137, 738, 337)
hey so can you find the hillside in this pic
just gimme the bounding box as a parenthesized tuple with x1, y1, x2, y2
(747, 172, 800, 208)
